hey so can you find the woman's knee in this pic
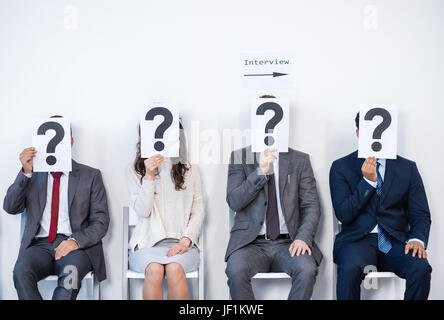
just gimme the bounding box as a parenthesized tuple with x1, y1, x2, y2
(165, 263, 186, 281)
(145, 263, 165, 280)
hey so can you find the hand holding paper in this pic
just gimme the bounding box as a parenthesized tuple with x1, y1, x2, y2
(19, 147, 37, 174)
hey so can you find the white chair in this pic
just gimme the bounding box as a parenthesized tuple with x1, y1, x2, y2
(122, 206, 204, 300)
(228, 209, 291, 299)
(20, 211, 100, 300)
(332, 215, 405, 300)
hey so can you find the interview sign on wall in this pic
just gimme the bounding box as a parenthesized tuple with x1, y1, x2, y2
(241, 52, 294, 89)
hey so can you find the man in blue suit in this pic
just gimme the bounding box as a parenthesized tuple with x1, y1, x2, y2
(329, 112, 432, 300)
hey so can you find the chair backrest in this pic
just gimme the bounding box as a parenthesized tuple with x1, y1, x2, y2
(122, 206, 138, 261)
(333, 211, 342, 235)
(228, 209, 235, 230)
(127, 206, 140, 245)
(128, 206, 139, 227)
(20, 209, 26, 238)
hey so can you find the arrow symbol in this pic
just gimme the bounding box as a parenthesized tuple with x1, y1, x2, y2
(244, 72, 288, 78)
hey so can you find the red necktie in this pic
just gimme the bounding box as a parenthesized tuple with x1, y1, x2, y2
(48, 172, 63, 243)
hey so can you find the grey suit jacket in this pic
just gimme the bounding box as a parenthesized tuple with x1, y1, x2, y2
(225, 146, 323, 265)
(3, 160, 110, 282)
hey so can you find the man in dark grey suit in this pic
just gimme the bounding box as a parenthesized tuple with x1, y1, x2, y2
(3, 119, 109, 300)
(225, 145, 322, 300)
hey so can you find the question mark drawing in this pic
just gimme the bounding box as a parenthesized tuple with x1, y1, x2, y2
(256, 102, 284, 146)
(364, 107, 392, 152)
(145, 107, 173, 152)
(37, 121, 65, 165)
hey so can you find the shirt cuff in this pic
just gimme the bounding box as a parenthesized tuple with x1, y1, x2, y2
(407, 238, 425, 247)
(364, 177, 377, 188)
(23, 171, 32, 178)
(256, 167, 268, 178)
(67, 237, 79, 245)
(181, 234, 195, 248)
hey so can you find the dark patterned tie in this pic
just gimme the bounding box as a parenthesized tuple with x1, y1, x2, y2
(376, 162, 392, 253)
(266, 171, 280, 240)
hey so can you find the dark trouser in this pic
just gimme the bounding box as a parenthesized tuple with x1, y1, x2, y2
(336, 233, 432, 300)
(13, 234, 92, 300)
(225, 237, 318, 300)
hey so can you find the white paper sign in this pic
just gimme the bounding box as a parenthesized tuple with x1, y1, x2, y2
(241, 52, 294, 89)
(251, 98, 289, 153)
(32, 118, 72, 172)
(141, 104, 179, 158)
(358, 106, 398, 159)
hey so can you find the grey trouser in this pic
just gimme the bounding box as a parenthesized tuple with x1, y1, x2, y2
(13, 234, 92, 300)
(225, 237, 318, 300)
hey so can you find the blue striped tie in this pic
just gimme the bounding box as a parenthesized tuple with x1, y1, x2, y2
(376, 162, 392, 253)
(376, 162, 383, 197)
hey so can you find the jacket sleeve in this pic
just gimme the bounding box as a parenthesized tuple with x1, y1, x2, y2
(183, 165, 205, 246)
(407, 162, 431, 247)
(294, 155, 321, 248)
(126, 165, 155, 218)
(329, 161, 376, 225)
(71, 170, 110, 249)
(226, 150, 268, 212)
(3, 170, 31, 215)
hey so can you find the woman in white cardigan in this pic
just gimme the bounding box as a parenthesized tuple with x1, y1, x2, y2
(127, 122, 204, 300)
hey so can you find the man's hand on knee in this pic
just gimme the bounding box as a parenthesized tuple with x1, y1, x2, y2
(55, 240, 80, 260)
(289, 239, 312, 257)
(405, 241, 427, 259)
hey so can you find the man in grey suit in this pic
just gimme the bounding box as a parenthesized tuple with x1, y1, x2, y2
(3, 117, 109, 300)
(225, 142, 323, 300)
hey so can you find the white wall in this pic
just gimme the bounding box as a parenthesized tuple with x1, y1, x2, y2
(1, 0, 443, 299)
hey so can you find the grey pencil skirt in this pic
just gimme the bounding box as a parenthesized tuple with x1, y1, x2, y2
(129, 238, 200, 274)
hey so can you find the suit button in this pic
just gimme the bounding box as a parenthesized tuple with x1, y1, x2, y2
(260, 221, 263, 225)
(264, 201, 267, 206)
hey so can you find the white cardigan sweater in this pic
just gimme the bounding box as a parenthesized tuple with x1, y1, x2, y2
(127, 159, 205, 252)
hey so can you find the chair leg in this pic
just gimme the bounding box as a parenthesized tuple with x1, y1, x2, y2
(122, 277, 129, 300)
(392, 276, 405, 300)
(92, 274, 100, 300)
(198, 273, 204, 300)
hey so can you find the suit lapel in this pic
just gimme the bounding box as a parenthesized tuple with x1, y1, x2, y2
(37, 172, 48, 219)
(380, 158, 396, 204)
(68, 161, 80, 213)
(353, 151, 365, 177)
(249, 149, 269, 196)
(278, 152, 289, 207)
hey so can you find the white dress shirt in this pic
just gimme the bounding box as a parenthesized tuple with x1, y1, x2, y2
(363, 159, 423, 246)
(24, 171, 73, 238)
(259, 153, 289, 236)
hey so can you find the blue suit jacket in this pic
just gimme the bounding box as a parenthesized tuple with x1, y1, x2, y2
(329, 151, 431, 262)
